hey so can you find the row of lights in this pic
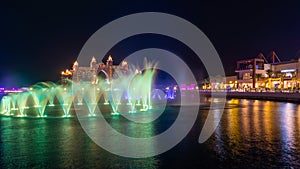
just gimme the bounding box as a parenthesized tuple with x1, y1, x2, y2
(61, 69, 73, 76)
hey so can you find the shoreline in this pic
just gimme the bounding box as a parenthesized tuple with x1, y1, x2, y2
(199, 91, 300, 103)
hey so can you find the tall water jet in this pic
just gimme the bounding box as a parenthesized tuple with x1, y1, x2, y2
(16, 92, 29, 117)
(56, 87, 74, 117)
(1, 96, 11, 115)
(29, 89, 49, 117)
(10, 94, 18, 112)
(82, 84, 98, 116)
(48, 87, 56, 107)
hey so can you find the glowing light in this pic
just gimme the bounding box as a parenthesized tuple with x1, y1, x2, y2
(135, 69, 139, 74)
(4, 90, 23, 93)
(180, 84, 186, 90)
(16, 114, 26, 117)
(281, 69, 296, 73)
(108, 55, 113, 61)
(62, 114, 71, 118)
(187, 84, 195, 90)
(121, 60, 128, 67)
(111, 112, 120, 115)
(91, 56, 97, 63)
(129, 110, 136, 113)
(140, 105, 149, 111)
(61, 69, 73, 76)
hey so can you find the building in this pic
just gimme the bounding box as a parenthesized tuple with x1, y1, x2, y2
(269, 59, 300, 89)
(61, 56, 129, 84)
(235, 57, 267, 88)
(225, 76, 238, 89)
(235, 51, 300, 90)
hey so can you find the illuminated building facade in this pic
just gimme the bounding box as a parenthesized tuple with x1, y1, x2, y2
(269, 60, 300, 89)
(235, 52, 300, 90)
(235, 57, 267, 88)
(201, 51, 300, 91)
(61, 56, 129, 84)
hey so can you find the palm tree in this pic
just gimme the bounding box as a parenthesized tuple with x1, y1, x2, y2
(255, 74, 262, 81)
(266, 69, 274, 78)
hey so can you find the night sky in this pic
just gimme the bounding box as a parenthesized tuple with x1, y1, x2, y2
(1, 1, 300, 88)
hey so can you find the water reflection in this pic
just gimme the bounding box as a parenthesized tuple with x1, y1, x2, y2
(1, 99, 300, 168)
(279, 102, 297, 165)
(0, 117, 159, 168)
(213, 109, 225, 159)
(210, 99, 300, 167)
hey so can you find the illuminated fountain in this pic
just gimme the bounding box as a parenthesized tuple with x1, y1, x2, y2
(0, 61, 156, 118)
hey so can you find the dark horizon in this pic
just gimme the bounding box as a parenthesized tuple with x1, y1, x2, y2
(1, 1, 300, 88)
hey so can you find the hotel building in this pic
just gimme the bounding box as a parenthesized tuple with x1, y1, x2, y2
(61, 56, 129, 84)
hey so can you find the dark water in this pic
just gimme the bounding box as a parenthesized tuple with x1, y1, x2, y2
(1, 99, 300, 168)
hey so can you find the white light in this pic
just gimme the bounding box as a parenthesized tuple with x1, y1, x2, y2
(281, 69, 296, 73)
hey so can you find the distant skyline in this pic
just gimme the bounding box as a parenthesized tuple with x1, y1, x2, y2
(1, 1, 300, 87)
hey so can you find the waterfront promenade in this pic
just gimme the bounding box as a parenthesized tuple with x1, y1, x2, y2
(200, 90, 300, 102)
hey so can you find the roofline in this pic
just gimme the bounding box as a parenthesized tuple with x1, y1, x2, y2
(271, 60, 298, 65)
(237, 58, 265, 63)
